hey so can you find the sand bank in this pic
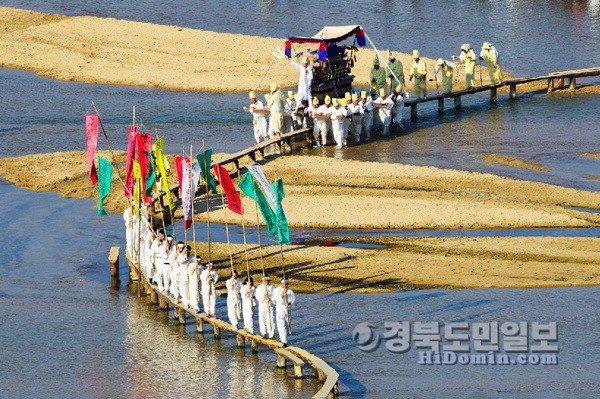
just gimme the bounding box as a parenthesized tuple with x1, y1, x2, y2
(201, 237, 600, 293)
(1, 151, 599, 291)
(1, 151, 599, 230)
(0, 6, 501, 93)
(481, 154, 550, 172)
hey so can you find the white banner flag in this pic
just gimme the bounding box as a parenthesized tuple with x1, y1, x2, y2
(246, 164, 277, 210)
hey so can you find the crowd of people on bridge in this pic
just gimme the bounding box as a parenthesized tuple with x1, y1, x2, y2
(123, 206, 296, 347)
(245, 42, 502, 147)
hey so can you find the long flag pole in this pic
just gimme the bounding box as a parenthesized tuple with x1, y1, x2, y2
(236, 169, 251, 282)
(215, 166, 241, 320)
(201, 139, 212, 263)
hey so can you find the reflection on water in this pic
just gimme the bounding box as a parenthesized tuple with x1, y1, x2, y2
(0, 183, 316, 399)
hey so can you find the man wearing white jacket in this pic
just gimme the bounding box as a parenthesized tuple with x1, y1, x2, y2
(255, 274, 275, 339)
(273, 278, 296, 347)
(200, 262, 218, 317)
(226, 270, 242, 329)
(188, 255, 203, 312)
(240, 276, 256, 334)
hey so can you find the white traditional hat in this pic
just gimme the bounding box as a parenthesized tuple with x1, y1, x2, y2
(412, 49, 420, 58)
(249, 91, 256, 99)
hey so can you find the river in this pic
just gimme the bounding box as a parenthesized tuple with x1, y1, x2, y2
(1, 1, 599, 398)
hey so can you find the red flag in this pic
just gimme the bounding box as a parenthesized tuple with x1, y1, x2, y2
(135, 133, 153, 204)
(123, 125, 138, 197)
(84, 114, 99, 185)
(175, 156, 189, 196)
(213, 164, 244, 215)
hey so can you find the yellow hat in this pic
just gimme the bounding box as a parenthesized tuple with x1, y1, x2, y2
(379, 88, 386, 97)
(287, 90, 294, 99)
(312, 97, 319, 105)
(388, 50, 395, 60)
(324, 95, 331, 105)
(437, 58, 445, 66)
(351, 93, 358, 101)
(344, 92, 351, 100)
(360, 90, 367, 99)
(332, 97, 339, 106)
(461, 43, 470, 52)
(395, 84, 403, 92)
(249, 91, 256, 99)
(373, 56, 380, 66)
(269, 82, 277, 92)
(412, 49, 420, 58)
(301, 57, 308, 64)
(482, 42, 492, 50)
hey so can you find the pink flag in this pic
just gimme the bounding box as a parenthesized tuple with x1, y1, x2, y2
(213, 164, 244, 215)
(135, 133, 153, 204)
(175, 156, 189, 196)
(181, 158, 193, 230)
(123, 125, 138, 197)
(84, 114, 99, 185)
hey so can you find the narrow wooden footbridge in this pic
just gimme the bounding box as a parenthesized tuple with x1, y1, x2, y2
(109, 247, 339, 399)
(214, 66, 600, 172)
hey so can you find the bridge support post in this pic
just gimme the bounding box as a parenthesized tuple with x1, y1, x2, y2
(437, 98, 444, 114)
(509, 84, 516, 100)
(453, 96, 461, 110)
(490, 87, 497, 104)
(569, 77, 576, 90)
(558, 77, 565, 89)
(410, 104, 418, 119)
(547, 78, 554, 93)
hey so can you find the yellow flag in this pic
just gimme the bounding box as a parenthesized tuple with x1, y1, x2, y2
(133, 160, 142, 216)
(154, 137, 175, 209)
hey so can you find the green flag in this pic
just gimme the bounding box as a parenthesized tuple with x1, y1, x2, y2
(97, 156, 112, 216)
(155, 137, 175, 209)
(145, 152, 156, 197)
(195, 149, 217, 194)
(238, 172, 277, 237)
(272, 178, 290, 245)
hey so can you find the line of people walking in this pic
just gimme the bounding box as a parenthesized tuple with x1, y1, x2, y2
(124, 206, 296, 346)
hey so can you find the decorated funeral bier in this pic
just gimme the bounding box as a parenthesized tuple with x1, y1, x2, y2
(285, 25, 367, 100)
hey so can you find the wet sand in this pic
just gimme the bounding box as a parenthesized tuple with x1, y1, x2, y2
(481, 154, 550, 172)
(1, 6, 502, 93)
(1, 151, 599, 292)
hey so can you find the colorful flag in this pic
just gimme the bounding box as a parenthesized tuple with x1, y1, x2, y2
(84, 114, 99, 185)
(97, 156, 112, 216)
(135, 133, 153, 204)
(238, 172, 277, 236)
(246, 164, 277, 211)
(154, 137, 175, 209)
(145, 152, 156, 197)
(213, 164, 244, 215)
(181, 157, 193, 230)
(133, 159, 142, 216)
(123, 125, 138, 197)
(175, 156, 189, 196)
(191, 161, 201, 195)
(272, 178, 290, 245)
(195, 149, 217, 194)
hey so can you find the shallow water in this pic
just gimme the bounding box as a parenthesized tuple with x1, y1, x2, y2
(0, 182, 319, 399)
(1, 2, 600, 398)
(1, 182, 600, 398)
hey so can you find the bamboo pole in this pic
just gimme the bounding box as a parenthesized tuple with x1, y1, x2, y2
(201, 139, 212, 263)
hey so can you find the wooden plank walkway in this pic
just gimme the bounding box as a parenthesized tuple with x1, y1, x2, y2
(113, 248, 339, 398)
(405, 66, 600, 118)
